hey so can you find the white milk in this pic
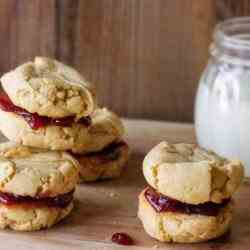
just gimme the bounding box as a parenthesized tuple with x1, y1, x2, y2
(195, 17, 250, 177)
(195, 70, 250, 176)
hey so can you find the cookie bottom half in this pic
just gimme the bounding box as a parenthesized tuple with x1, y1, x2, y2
(0, 202, 73, 231)
(75, 141, 130, 182)
(138, 189, 232, 243)
(0, 108, 123, 154)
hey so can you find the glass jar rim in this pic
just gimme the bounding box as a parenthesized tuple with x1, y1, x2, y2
(214, 17, 250, 51)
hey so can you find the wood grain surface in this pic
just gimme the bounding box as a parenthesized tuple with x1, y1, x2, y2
(0, 1, 249, 121)
(0, 119, 248, 250)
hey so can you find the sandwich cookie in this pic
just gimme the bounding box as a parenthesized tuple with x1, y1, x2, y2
(70, 109, 129, 182)
(1, 57, 96, 119)
(0, 142, 79, 231)
(138, 141, 244, 243)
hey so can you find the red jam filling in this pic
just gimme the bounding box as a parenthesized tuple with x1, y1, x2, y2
(85, 141, 126, 161)
(111, 232, 134, 246)
(144, 187, 230, 216)
(73, 141, 127, 164)
(0, 93, 91, 129)
(0, 190, 74, 208)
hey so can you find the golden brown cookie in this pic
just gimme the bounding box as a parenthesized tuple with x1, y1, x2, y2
(138, 188, 232, 243)
(143, 142, 244, 204)
(75, 141, 130, 182)
(1, 57, 96, 119)
(0, 142, 79, 197)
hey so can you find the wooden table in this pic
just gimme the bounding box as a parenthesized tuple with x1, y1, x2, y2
(0, 119, 249, 250)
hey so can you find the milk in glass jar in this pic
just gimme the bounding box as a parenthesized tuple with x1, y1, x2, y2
(195, 17, 250, 177)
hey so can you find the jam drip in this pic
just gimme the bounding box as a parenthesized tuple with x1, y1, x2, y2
(144, 187, 230, 216)
(0, 190, 74, 208)
(0, 93, 91, 129)
(111, 232, 134, 246)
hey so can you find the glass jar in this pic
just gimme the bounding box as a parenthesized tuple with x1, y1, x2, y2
(195, 17, 250, 177)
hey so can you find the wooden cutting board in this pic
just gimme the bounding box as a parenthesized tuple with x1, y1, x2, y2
(0, 119, 249, 250)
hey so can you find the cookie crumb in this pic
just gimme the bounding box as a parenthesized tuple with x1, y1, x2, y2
(152, 245, 159, 249)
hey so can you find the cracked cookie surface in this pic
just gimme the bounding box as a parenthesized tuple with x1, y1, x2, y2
(76, 141, 130, 182)
(0, 108, 124, 153)
(1, 57, 96, 119)
(138, 189, 232, 243)
(0, 142, 79, 197)
(143, 142, 244, 204)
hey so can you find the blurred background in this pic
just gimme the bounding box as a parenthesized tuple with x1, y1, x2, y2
(0, 0, 248, 122)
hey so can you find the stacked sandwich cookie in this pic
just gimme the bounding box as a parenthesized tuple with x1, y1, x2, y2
(138, 142, 244, 243)
(0, 142, 79, 231)
(0, 57, 129, 230)
(0, 57, 129, 182)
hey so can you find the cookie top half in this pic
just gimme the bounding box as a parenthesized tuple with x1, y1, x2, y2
(0, 142, 79, 197)
(143, 141, 244, 204)
(1, 57, 96, 119)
